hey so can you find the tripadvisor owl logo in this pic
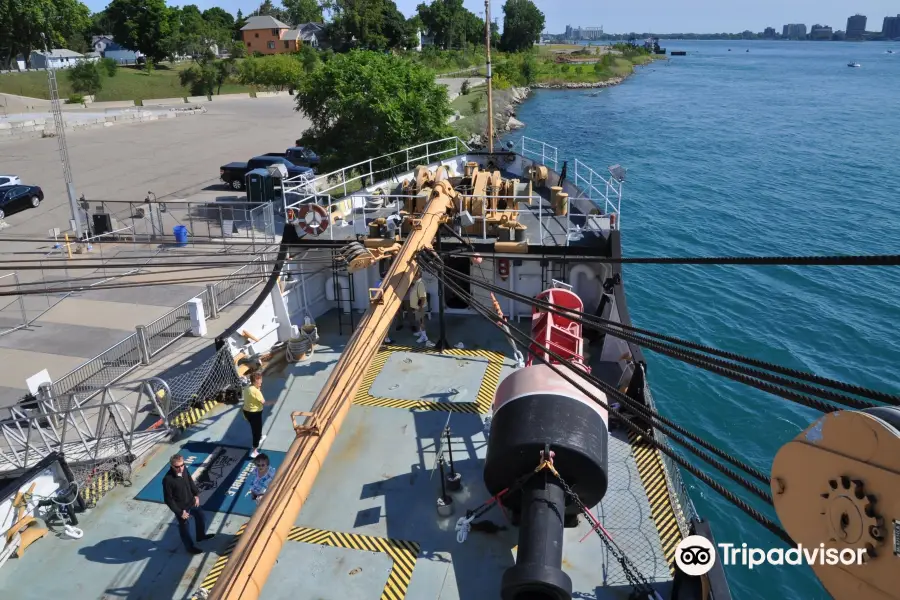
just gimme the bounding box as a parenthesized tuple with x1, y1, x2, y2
(675, 535, 717, 576)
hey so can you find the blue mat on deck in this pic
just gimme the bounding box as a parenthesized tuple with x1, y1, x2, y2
(134, 441, 286, 518)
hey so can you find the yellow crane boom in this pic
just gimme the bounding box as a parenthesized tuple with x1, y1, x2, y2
(207, 181, 456, 600)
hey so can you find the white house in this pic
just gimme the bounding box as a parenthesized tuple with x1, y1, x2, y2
(91, 35, 115, 53)
(29, 49, 94, 69)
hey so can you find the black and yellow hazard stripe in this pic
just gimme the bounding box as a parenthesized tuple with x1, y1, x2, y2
(197, 526, 245, 593)
(79, 470, 115, 507)
(628, 431, 684, 574)
(354, 345, 506, 414)
(170, 399, 220, 430)
(195, 525, 420, 599)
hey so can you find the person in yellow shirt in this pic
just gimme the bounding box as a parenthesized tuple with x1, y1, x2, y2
(407, 273, 434, 348)
(242, 371, 273, 458)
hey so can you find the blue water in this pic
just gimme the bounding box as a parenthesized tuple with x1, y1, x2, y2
(510, 40, 900, 600)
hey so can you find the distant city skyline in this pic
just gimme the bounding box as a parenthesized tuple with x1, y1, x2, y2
(78, 0, 900, 36)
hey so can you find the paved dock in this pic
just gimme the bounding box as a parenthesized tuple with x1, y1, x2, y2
(0, 95, 306, 406)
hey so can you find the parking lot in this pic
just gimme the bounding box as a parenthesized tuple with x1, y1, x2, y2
(0, 95, 309, 406)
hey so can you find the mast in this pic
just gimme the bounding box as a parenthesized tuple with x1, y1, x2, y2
(484, 0, 494, 153)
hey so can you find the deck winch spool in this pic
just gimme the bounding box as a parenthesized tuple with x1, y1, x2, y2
(483, 286, 609, 600)
(771, 406, 900, 600)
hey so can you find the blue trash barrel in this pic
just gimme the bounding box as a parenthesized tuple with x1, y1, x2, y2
(173, 225, 188, 247)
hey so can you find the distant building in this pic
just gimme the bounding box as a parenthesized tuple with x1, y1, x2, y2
(763, 27, 776, 39)
(29, 49, 88, 69)
(845, 15, 866, 39)
(102, 42, 139, 64)
(566, 26, 604, 41)
(782, 24, 807, 40)
(241, 15, 299, 54)
(809, 24, 833, 40)
(91, 35, 115, 53)
(883, 15, 900, 40)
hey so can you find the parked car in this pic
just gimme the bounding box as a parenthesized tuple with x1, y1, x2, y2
(0, 184, 43, 219)
(263, 147, 320, 171)
(219, 155, 314, 191)
(0, 176, 21, 187)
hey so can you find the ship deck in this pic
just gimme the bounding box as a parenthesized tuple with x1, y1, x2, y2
(0, 312, 681, 600)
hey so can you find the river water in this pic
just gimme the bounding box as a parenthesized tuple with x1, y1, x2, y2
(508, 40, 900, 600)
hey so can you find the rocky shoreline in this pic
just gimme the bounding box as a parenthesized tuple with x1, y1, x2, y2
(463, 75, 630, 148)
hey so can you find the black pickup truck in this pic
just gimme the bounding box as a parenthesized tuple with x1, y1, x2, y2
(263, 147, 320, 170)
(219, 155, 314, 191)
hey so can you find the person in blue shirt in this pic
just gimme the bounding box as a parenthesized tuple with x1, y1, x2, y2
(248, 453, 276, 505)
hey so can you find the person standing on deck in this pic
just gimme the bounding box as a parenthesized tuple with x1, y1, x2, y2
(163, 453, 215, 554)
(242, 371, 274, 458)
(408, 272, 434, 347)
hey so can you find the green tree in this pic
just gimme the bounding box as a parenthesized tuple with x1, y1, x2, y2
(202, 7, 235, 31)
(229, 40, 248, 58)
(239, 54, 302, 90)
(295, 50, 452, 170)
(499, 0, 544, 52)
(106, 0, 173, 63)
(297, 44, 321, 73)
(416, 0, 485, 50)
(253, 0, 289, 23)
(282, 0, 323, 25)
(0, 0, 91, 69)
(327, 0, 414, 51)
(68, 59, 101, 95)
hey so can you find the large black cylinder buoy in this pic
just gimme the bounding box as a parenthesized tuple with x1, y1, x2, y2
(483, 364, 610, 600)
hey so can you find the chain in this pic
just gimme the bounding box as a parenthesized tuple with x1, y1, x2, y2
(546, 449, 658, 600)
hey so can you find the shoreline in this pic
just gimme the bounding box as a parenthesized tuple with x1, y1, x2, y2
(462, 73, 635, 148)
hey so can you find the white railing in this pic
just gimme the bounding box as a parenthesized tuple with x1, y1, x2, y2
(282, 137, 471, 237)
(573, 159, 623, 226)
(520, 135, 624, 234)
(521, 136, 559, 171)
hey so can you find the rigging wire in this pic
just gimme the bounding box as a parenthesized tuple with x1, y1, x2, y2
(418, 253, 793, 546)
(419, 251, 772, 488)
(445, 252, 900, 266)
(433, 261, 898, 409)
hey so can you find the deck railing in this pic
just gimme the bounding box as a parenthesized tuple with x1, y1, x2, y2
(282, 137, 471, 237)
(45, 255, 267, 404)
(520, 136, 559, 171)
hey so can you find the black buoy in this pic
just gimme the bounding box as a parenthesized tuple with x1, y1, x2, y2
(483, 364, 610, 600)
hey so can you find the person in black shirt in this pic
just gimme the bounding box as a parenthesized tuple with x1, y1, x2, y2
(162, 453, 215, 554)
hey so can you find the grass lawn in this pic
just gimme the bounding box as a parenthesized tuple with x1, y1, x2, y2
(0, 62, 252, 103)
(451, 88, 488, 117)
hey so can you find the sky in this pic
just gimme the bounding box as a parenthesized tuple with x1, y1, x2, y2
(82, 0, 900, 35)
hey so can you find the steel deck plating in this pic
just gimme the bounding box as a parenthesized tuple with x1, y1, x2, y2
(0, 312, 684, 599)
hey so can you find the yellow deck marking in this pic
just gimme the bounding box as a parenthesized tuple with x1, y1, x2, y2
(354, 345, 504, 414)
(628, 431, 685, 574)
(170, 398, 220, 430)
(196, 525, 420, 599)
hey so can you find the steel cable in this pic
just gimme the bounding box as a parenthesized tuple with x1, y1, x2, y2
(419, 254, 793, 545)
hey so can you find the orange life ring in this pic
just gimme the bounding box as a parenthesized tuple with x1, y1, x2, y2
(297, 204, 329, 236)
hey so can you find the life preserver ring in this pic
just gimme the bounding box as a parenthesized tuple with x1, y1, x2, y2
(297, 204, 329, 236)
